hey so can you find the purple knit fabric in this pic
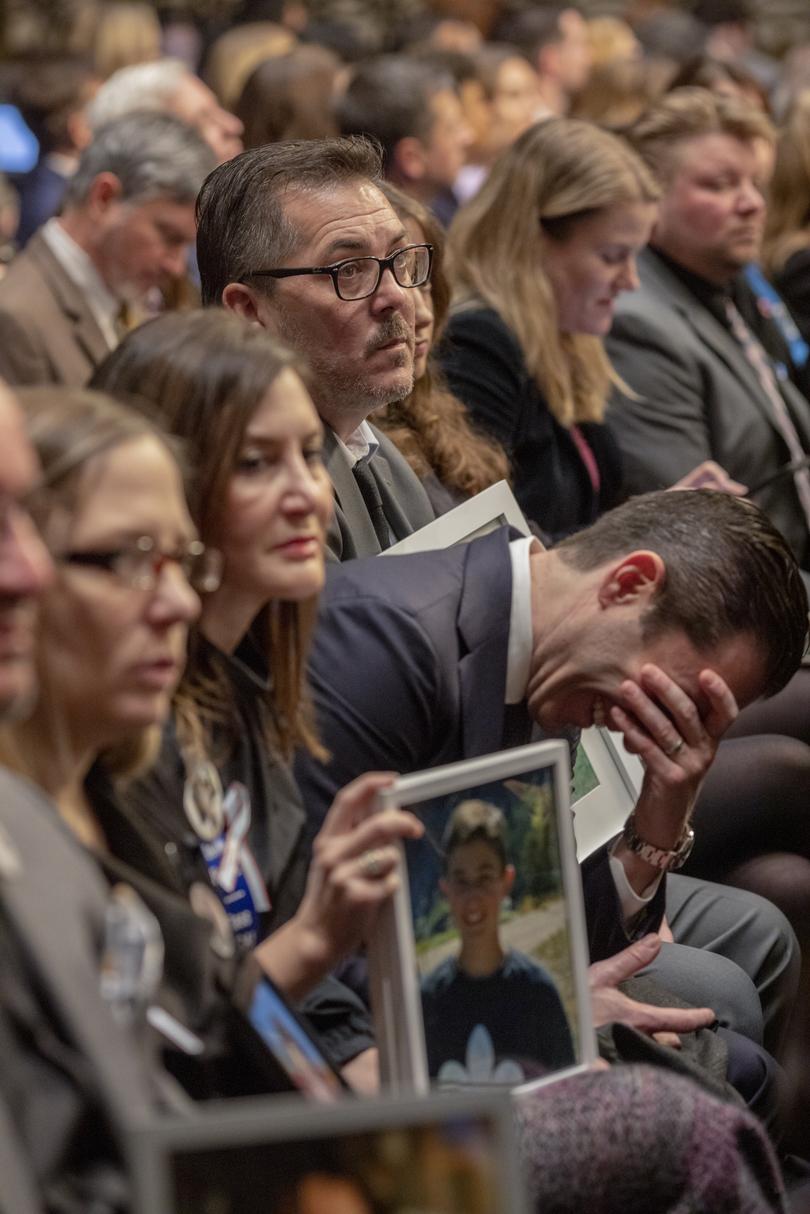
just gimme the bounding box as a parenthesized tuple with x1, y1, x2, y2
(514, 1064, 787, 1214)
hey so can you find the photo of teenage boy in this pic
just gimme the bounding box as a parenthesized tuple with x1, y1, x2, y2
(421, 800, 575, 1083)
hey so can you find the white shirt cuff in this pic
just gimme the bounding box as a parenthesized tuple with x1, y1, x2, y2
(608, 842, 663, 924)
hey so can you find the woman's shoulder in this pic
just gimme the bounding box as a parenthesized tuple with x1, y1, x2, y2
(441, 303, 527, 384)
(444, 302, 516, 343)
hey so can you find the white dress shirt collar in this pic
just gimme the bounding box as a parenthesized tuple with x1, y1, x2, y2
(40, 218, 120, 350)
(335, 419, 380, 468)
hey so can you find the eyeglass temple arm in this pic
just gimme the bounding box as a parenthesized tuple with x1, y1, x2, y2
(244, 267, 328, 280)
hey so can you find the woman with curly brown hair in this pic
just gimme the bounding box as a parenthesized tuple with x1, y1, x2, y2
(375, 181, 510, 516)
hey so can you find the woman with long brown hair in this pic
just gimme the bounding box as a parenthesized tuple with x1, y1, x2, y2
(375, 180, 510, 515)
(90, 312, 421, 1074)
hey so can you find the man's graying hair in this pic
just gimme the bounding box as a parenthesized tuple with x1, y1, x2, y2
(63, 111, 215, 209)
(557, 490, 808, 697)
(88, 59, 191, 130)
(196, 136, 383, 306)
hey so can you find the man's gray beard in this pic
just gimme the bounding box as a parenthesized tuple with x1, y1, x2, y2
(274, 314, 414, 424)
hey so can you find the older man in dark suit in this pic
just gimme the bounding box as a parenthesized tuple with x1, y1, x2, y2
(295, 491, 806, 1085)
(0, 112, 214, 388)
(197, 137, 436, 560)
(606, 89, 810, 573)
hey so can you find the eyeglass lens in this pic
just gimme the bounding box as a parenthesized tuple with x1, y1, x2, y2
(128, 541, 221, 593)
(336, 245, 431, 300)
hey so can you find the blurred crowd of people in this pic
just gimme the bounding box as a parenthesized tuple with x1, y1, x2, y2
(3, 1, 810, 1212)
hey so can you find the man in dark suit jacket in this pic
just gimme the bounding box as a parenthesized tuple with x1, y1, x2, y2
(605, 89, 810, 572)
(295, 491, 807, 1063)
(0, 112, 214, 387)
(197, 136, 436, 559)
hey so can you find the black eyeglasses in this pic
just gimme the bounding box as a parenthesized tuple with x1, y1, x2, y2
(243, 243, 433, 302)
(61, 536, 223, 594)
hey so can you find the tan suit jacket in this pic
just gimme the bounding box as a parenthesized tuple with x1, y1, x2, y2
(0, 231, 111, 387)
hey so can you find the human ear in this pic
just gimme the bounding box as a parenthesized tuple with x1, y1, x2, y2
(392, 135, 427, 184)
(503, 864, 516, 895)
(86, 172, 123, 219)
(597, 550, 665, 608)
(222, 281, 271, 326)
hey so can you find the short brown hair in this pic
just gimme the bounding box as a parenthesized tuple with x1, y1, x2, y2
(557, 490, 808, 697)
(629, 87, 774, 184)
(442, 800, 508, 871)
(196, 136, 383, 306)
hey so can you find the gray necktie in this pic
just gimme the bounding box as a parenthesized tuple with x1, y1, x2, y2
(352, 459, 391, 550)
(724, 298, 810, 531)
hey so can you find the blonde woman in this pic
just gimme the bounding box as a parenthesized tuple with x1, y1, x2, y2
(440, 117, 659, 535)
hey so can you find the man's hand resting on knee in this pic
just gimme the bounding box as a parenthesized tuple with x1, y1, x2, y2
(589, 933, 716, 1049)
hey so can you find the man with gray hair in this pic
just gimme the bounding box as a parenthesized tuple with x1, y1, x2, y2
(88, 58, 243, 166)
(0, 112, 215, 387)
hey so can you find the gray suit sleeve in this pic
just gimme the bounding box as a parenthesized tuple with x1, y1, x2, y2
(606, 313, 715, 494)
(0, 310, 52, 386)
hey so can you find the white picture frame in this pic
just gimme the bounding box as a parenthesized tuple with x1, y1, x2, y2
(385, 481, 530, 555)
(368, 740, 597, 1098)
(128, 1089, 528, 1214)
(572, 728, 644, 861)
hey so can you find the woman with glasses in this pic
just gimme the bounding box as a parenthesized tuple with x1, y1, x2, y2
(0, 388, 202, 852)
(91, 312, 420, 1081)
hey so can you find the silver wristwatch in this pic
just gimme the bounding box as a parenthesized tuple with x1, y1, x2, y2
(621, 813, 695, 871)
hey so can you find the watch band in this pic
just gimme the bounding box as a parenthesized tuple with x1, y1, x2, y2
(621, 813, 695, 872)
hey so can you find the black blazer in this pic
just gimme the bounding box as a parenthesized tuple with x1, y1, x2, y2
(438, 305, 623, 538)
(295, 527, 663, 962)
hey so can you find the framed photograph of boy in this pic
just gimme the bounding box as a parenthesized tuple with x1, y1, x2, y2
(368, 740, 596, 1096)
(128, 1088, 528, 1214)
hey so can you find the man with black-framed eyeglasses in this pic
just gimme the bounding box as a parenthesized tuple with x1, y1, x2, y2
(197, 136, 437, 560)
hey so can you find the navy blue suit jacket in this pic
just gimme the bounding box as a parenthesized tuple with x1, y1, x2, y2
(13, 161, 68, 247)
(295, 527, 664, 961)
